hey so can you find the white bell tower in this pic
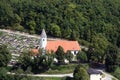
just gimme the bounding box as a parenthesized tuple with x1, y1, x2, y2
(40, 29, 47, 50)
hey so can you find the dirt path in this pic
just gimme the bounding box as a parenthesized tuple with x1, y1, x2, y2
(0, 29, 40, 39)
(0, 29, 63, 40)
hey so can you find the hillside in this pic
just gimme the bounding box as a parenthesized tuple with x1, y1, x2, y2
(0, 0, 120, 47)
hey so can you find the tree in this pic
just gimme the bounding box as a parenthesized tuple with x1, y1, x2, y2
(73, 65, 89, 80)
(105, 44, 119, 72)
(0, 44, 11, 67)
(0, 67, 8, 80)
(70, 30, 79, 40)
(77, 51, 88, 63)
(65, 50, 73, 62)
(50, 23, 61, 37)
(26, 20, 36, 34)
(55, 46, 65, 64)
(113, 67, 120, 80)
(18, 51, 33, 71)
(39, 53, 54, 71)
(87, 34, 109, 63)
(17, 50, 54, 73)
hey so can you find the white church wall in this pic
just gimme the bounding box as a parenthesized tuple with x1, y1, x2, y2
(71, 50, 79, 61)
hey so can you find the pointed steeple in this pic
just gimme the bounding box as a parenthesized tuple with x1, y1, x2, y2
(41, 29, 47, 38)
(40, 29, 47, 51)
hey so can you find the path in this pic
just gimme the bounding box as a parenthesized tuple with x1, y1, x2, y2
(0, 29, 63, 40)
(97, 70, 118, 80)
(7, 72, 73, 77)
(0, 29, 40, 39)
(8, 69, 117, 79)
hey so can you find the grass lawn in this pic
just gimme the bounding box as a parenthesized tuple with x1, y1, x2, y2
(40, 77, 62, 80)
(44, 63, 78, 74)
(30, 77, 62, 80)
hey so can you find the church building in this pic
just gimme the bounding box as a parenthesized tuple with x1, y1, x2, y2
(31, 29, 81, 56)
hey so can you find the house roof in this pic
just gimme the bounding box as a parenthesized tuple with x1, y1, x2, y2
(46, 40, 81, 53)
(30, 49, 39, 55)
(87, 68, 102, 74)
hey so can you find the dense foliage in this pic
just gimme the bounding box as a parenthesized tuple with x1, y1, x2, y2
(55, 46, 65, 64)
(113, 67, 120, 80)
(0, 0, 119, 48)
(0, 0, 120, 77)
(76, 51, 88, 63)
(14, 50, 54, 74)
(86, 34, 109, 63)
(73, 64, 89, 80)
(0, 45, 11, 67)
(65, 50, 73, 62)
(105, 44, 119, 72)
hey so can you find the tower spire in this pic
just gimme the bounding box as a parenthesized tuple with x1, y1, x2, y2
(40, 29, 47, 50)
(41, 29, 47, 38)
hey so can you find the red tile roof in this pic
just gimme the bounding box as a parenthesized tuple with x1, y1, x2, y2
(30, 49, 39, 55)
(46, 40, 81, 53)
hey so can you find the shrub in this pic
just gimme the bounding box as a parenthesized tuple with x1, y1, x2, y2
(73, 64, 89, 80)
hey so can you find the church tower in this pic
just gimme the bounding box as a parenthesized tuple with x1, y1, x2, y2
(40, 29, 47, 50)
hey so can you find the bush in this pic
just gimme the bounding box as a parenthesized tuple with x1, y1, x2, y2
(76, 51, 88, 63)
(73, 64, 89, 80)
(0, 44, 11, 67)
(65, 50, 73, 62)
(55, 46, 65, 64)
(0, 67, 8, 79)
(113, 67, 120, 80)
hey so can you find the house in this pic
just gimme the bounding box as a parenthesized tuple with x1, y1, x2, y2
(31, 29, 81, 59)
(88, 68, 102, 80)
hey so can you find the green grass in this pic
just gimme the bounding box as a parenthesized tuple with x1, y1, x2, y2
(29, 77, 62, 80)
(44, 64, 78, 74)
(41, 77, 62, 80)
(112, 78, 118, 80)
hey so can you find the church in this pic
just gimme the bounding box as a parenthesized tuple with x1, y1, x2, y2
(31, 29, 81, 56)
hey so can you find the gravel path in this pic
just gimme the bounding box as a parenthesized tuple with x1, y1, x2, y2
(7, 72, 73, 77)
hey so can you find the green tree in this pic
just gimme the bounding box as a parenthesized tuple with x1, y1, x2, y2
(113, 67, 120, 80)
(88, 34, 109, 63)
(65, 50, 73, 62)
(18, 50, 54, 73)
(18, 51, 33, 71)
(77, 51, 88, 63)
(105, 44, 119, 72)
(50, 23, 61, 37)
(0, 45, 11, 67)
(0, 67, 8, 80)
(73, 65, 89, 80)
(70, 30, 79, 40)
(40, 53, 54, 70)
(26, 20, 36, 34)
(55, 46, 65, 64)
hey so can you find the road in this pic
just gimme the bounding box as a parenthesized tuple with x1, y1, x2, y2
(8, 70, 118, 79)
(97, 70, 118, 80)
